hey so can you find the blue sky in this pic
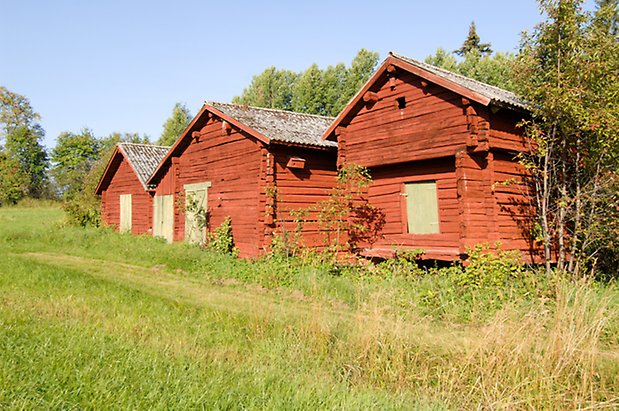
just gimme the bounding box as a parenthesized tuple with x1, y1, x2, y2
(2, 0, 551, 149)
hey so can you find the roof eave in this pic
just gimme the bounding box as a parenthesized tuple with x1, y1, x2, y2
(205, 104, 272, 146)
(117, 144, 150, 191)
(322, 58, 394, 141)
(270, 140, 337, 151)
(391, 55, 492, 106)
(147, 104, 211, 186)
(322, 54, 525, 141)
(94, 146, 123, 195)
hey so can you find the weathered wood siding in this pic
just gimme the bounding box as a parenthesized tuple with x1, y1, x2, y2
(362, 158, 460, 260)
(169, 119, 264, 257)
(335, 69, 536, 261)
(492, 151, 537, 258)
(339, 72, 470, 168)
(489, 109, 528, 153)
(268, 146, 338, 249)
(101, 155, 153, 234)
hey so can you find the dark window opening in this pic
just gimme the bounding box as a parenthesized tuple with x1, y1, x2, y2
(396, 97, 406, 109)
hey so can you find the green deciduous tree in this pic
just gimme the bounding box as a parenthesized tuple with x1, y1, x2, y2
(424, 48, 459, 72)
(0, 151, 29, 205)
(291, 63, 326, 114)
(233, 49, 380, 117)
(60, 131, 151, 226)
(232, 67, 299, 111)
(514, 0, 619, 276)
(0, 87, 49, 198)
(426, 29, 516, 91)
(157, 103, 192, 146)
(51, 128, 100, 199)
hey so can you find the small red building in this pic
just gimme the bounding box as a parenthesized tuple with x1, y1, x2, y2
(147, 102, 337, 257)
(323, 52, 535, 261)
(96, 143, 169, 234)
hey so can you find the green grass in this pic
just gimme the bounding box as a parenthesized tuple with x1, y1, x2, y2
(0, 205, 617, 409)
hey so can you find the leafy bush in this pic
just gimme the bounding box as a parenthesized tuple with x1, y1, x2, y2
(207, 217, 238, 257)
(459, 242, 525, 288)
(63, 197, 101, 227)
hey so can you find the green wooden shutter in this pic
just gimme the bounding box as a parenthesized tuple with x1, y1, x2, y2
(405, 181, 439, 234)
(119, 194, 132, 232)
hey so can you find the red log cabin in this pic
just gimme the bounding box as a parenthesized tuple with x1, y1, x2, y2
(323, 52, 536, 262)
(96, 143, 170, 234)
(146, 102, 337, 258)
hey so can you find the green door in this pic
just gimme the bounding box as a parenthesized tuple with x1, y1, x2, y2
(405, 181, 440, 234)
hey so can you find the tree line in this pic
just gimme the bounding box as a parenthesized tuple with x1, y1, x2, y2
(0, 0, 616, 276)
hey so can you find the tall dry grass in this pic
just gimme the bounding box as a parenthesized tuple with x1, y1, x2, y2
(294, 278, 618, 409)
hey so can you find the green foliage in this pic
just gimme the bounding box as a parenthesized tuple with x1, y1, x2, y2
(314, 163, 385, 254)
(232, 67, 299, 111)
(61, 148, 106, 227)
(61, 131, 150, 227)
(207, 217, 238, 257)
(425, 48, 516, 91)
(455, 21, 493, 56)
(424, 47, 458, 71)
(51, 128, 100, 199)
(0, 86, 42, 139)
(233, 49, 380, 117)
(424, 21, 517, 91)
(157, 103, 192, 146)
(0, 151, 30, 205)
(62, 196, 101, 227)
(1, 206, 617, 409)
(0, 87, 48, 198)
(459, 243, 526, 289)
(514, 0, 619, 276)
(291, 63, 326, 115)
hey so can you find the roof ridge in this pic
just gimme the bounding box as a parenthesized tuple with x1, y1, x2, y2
(388, 51, 524, 104)
(118, 142, 171, 149)
(207, 101, 335, 121)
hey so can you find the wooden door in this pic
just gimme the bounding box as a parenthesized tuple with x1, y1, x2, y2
(153, 194, 174, 243)
(184, 182, 211, 245)
(119, 194, 132, 233)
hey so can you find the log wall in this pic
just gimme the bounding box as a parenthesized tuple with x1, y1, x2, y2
(340, 72, 470, 168)
(100, 155, 153, 235)
(362, 157, 460, 260)
(269, 146, 338, 249)
(172, 118, 264, 257)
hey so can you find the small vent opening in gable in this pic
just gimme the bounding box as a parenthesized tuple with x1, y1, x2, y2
(396, 97, 406, 109)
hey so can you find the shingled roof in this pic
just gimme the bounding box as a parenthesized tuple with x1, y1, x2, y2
(209, 102, 337, 149)
(117, 143, 169, 189)
(390, 52, 528, 110)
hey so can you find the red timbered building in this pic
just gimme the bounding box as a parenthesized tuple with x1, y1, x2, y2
(96, 143, 169, 234)
(323, 52, 536, 261)
(146, 102, 337, 258)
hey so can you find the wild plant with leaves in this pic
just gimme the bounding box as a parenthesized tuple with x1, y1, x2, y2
(515, 0, 619, 276)
(314, 163, 385, 256)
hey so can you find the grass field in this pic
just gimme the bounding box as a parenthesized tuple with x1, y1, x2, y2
(0, 205, 617, 409)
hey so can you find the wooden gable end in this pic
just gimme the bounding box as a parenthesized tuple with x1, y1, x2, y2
(171, 115, 265, 257)
(337, 70, 471, 168)
(101, 155, 153, 235)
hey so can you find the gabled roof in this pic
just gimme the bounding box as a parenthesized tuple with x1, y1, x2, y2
(391, 53, 527, 110)
(208, 102, 337, 148)
(95, 143, 170, 194)
(323, 51, 528, 140)
(148, 102, 336, 185)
